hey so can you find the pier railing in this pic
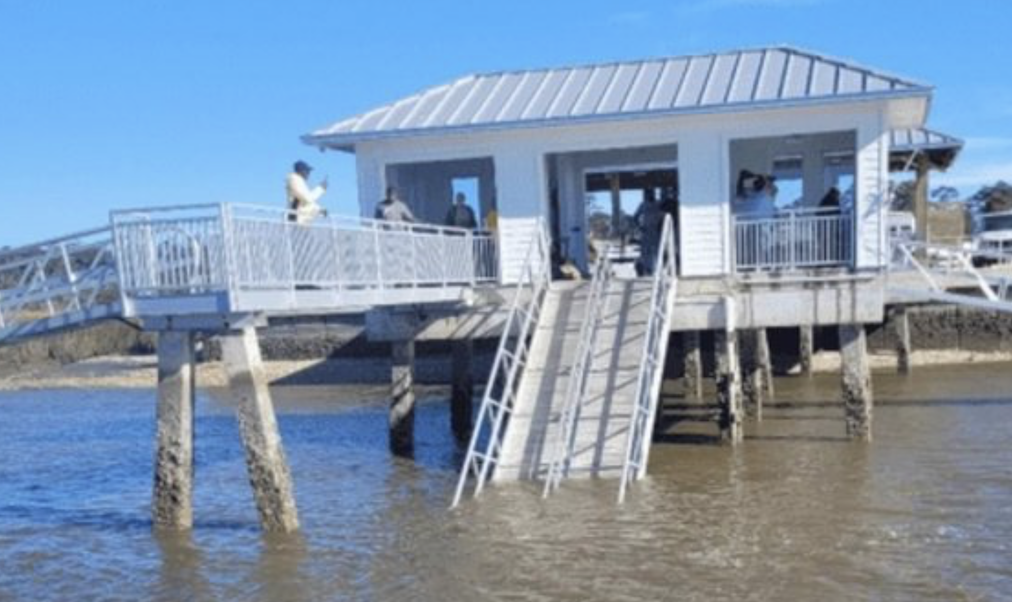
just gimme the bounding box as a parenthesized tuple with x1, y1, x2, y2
(619, 215, 678, 503)
(111, 203, 499, 314)
(733, 208, 853, 272)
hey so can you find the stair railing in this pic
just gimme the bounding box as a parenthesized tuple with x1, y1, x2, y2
(451, 220, 551, 508)
(618, 215, 679, 503)
(542, 245, 612, 497)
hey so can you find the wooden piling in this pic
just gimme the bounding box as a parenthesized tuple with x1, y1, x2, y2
(741, 329, 769, 422)
(390, 338, 416, 456)
(893, 306, 912, 374)
(153, 331, 196, 529)
(714, 330, 743, 443)
(839, 324, 873, 440)
(450, 340, 474, 443)
(799, 325, 814, 376)
(221, 327, 299, 532)
(683, 331, 703, 399)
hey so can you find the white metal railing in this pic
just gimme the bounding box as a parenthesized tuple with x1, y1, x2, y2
(890, 239, 1012, 303)
(618, 215, 679, 503)
(734, 208, 853, 272)
(542, 244, 612, 497)
(451, 220, 551, 509)
(0, 227, 119, 336)
(110, 203, 498, 309)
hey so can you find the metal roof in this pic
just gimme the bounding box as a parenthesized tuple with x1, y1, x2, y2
(305, 46, 932, 149)
(890, 128, 963, 153)
(889, 128, 963, 171)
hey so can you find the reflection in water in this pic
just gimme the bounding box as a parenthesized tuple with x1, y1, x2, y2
(1, 365, 1012, 600)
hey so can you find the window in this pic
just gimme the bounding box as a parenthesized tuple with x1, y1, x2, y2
(824, 152, 855, 210)
(772, 156, 804, 209)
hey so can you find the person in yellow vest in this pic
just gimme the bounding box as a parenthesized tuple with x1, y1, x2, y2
(484, 207, 498, 233)
(286, 160, 328, 224)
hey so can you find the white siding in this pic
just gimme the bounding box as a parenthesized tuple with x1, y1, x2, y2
(498, 217, 543, 284)
(856, 121, 889, 268)
(678, 133, 726, 276)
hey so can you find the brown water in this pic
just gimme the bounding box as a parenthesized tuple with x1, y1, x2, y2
(1, 365, 1012, 601)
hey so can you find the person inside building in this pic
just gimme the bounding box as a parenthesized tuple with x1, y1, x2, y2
(375, 186, 415, 223)
(735, 170, 777, 217)
(445, 192, 478, 229)
(633, 191, 664, 276)
(286, 160, 328, 224)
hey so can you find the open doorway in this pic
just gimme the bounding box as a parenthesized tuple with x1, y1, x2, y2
(545, 144, 678, 274)
(584, 167, 678, 277)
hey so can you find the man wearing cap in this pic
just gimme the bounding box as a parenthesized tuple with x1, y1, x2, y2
(286, 160, 328, 224)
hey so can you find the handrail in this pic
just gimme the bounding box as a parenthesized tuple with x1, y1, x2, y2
(542, 244, 612, 497)
(618, 215, 679, 503)
(451, 220, 550, 508)
(890, 239, 1012, 303)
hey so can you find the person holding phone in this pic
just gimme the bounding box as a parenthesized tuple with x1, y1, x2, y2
(286, 160, 328, 224)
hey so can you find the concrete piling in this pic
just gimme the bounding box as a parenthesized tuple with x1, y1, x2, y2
(683, 331, 703, 399)
(389, 338, 416, 456)
(741, 329, 770, 422)
(450, 340, 474, 443)
(153, 331, 196, 529)
(799, 325, 814, 376)
(893, 307, 912, 374)
(714, 330, 743, 443)
(839, 324, 873, 440)
(221, 327, 299, 533)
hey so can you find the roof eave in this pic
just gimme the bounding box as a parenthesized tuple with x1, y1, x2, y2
(303, 88, 933, 150)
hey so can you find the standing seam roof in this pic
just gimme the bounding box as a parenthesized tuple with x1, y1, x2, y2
(305, 46, 932, 147)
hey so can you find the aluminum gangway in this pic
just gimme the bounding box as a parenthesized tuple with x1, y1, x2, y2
(0, 203, 498, 343)
(888, 240, 1012, 313)
(452, 217, 678, 507)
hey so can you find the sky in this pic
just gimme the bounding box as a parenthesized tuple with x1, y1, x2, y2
(1, 0, 1011, 246)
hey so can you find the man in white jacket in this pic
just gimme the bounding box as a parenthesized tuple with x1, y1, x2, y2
(286, 160, 328, 224)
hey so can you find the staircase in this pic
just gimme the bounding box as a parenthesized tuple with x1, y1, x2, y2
(496, 278, 654, 481)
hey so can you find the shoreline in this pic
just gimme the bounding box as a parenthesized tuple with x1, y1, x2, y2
(2, 349, 1011, 391)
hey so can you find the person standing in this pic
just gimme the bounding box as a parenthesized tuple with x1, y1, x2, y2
(633, 193, 664, 276)
(375, 187, 416, 223)
(286, 160, 327, 224)
(445, 192, 478, 229)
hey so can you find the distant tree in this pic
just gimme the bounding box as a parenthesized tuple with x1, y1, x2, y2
(889, 180, 915, 211)
(931, 186, 961, 204)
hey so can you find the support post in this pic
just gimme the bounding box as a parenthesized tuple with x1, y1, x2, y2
(757, 328, 773, 400)
(683, 331, 703, 399)
(740, 329, 770, 422)
(390, 338, 416, 456)
(450, 340, 474, 443)
(893, 307, 912, 374)
(913, 155, 930, 243)
(839, 324, 873, 440)
(714, 330, 743, 443)
(153, 331, 196, 530)
(799, 325, 814, 376)
(221, 327, 299, 532)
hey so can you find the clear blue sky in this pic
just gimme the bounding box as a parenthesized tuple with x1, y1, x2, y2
(1, 0, 1010, 246)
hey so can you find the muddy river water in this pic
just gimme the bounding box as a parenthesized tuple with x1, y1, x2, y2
(1, 363, 1011, 601)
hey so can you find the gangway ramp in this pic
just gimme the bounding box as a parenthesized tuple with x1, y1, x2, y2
(0, 203, 498, 344)
(494, 279, 654, 481)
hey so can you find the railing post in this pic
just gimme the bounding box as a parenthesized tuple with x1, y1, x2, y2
(59, 242, 82, 311)
(219, 203, 239, 309)
(373, 224, 384, 291)
(284, 218, 296, 298)
(466, 230, 475, 286)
